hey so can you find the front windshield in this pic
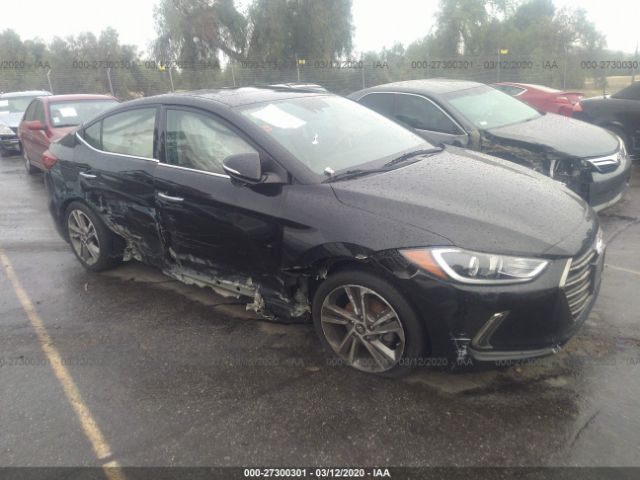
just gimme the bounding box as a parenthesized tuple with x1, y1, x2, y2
(444, 86, 541, 129)
(0, 95, 39, 114)
(48, 100, 118, 128)
(238, 96, 430, 175)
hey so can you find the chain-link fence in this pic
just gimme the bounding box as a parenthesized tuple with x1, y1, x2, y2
(1, 54, 638, 99)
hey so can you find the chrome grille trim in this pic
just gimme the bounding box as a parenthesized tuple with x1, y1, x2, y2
(563, 239, 600, 319)
(586, 153, 621, 173)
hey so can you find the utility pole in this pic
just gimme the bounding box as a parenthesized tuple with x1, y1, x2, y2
(106, 67, 114, 96)
(46, 69, 53, 94)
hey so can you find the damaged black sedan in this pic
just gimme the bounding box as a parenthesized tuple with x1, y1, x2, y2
(45, 87, 604, 376)
(349, 79, 632, 211)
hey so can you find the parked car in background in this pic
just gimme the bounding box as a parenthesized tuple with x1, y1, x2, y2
(45, 87, 603, 376)
(18, 94, 119, 174)
(492, 82, 583, 116)
(572, 81, 640, 159)
(349, 79, 632, 212)
(0, 90, 52, 157)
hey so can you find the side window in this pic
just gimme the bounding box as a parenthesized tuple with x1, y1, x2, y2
(394, 95, 462, 135)
(613, 82, 640, 100)
(101, 108, 156, 158)
(165, 109, 257, 175)
(359, 93, 395, 117)
(83, 121, 102, 149)
(23, 101, 36, 121)
(33, 101, 45, 123)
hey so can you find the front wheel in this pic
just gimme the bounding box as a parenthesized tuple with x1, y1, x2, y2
(312, 269, 426, 377)
(65, 201, 123, 272)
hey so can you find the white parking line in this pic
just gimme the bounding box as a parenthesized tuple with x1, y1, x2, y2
(0, 248, 126, 480)
(606, 264, 640, 276)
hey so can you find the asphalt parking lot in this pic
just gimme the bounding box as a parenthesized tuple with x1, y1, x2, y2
(1, 151, 639, 468)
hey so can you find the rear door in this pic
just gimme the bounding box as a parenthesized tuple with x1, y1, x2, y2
(392, 93, 469, 146)
(154, 105, 284, 286)
(74, 106, 164, 266)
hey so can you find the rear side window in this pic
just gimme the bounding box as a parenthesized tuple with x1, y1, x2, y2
(359, 93, 395, 117)
(23, 101, 36, 121)
(33, 101, 45, 123)
(165, 109, 257, 175)
(83, 122, 102, 149)
(394, 95, 461, 135)
(88, 108, 157, 158)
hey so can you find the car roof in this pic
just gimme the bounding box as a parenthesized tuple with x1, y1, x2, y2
(357, 79, 484, 96)
(124, 87, 331, 109)
(41, 94, 118, 104)
(0, 90, 52, 98)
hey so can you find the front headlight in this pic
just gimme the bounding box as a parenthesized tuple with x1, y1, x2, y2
(0, 124, 14, 135)
(400, 247, 549, 285)
(617, 136, 627, 156)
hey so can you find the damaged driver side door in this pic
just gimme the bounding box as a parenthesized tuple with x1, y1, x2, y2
(154, 106, 285, 294)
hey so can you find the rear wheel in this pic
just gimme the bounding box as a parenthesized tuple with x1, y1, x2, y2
(65, 201, 122, 272)
(312, 269, 426, 377)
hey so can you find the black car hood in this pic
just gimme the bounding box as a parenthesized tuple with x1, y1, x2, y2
(482, 113, 619, 160)
(331, 148, 597, 257)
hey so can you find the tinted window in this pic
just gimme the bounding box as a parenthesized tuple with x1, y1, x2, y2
(101, 108, 156, 158)
(394, 95, 461, 134)
(165, 109, 257, 175)
(23, 101, 36, 121)
(359, 93, 394, 116)
(83, 122, 102, 149)
(34, 101, 45, 123)
(49, 100, 118, 128)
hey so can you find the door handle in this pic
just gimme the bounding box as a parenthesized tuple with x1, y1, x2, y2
(79, 171, 97, 179)
(157, 192, 184, 203)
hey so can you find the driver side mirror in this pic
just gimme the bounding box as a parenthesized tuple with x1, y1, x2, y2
(223, 152, 262, 184)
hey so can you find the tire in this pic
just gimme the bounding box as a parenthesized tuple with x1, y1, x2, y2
(64, 201, 123, 272)
(312, 268, 426, 377)
(23, 150, 39, 175)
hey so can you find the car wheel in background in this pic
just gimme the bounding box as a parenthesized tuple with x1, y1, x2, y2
(23, 150, 39, 174)
(312, 269, 426, 377)
(64, 201, 123, 272)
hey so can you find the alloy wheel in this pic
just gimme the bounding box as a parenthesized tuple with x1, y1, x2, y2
(320, 284, 406, 373)
(67, 210, 101, 266)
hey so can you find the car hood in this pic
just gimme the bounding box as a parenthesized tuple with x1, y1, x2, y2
(331, 148, 597, 257)
(482, 113, 619, 160)
(0, 112, 24, 128)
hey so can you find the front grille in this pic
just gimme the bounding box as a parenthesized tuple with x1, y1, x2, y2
(563, 245, 598, 319)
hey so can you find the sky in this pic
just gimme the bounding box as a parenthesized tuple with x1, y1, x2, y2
(2, 0, 639, 55)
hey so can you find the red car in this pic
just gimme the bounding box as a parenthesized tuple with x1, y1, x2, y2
(492, 82, 583, 117)
(18, 94, 119, 174)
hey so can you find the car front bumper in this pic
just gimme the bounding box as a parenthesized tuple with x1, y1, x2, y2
(0, 133, 21, 152)
(382, 240, 604, 367)
(588, 153, 633, 211)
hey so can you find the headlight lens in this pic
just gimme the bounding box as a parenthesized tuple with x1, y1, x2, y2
(400, 247, 549, 284)
(0, 124, 14, 135)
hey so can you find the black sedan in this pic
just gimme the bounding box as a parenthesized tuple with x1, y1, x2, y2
(572, 81, 640, 159)
(44, 87, 604, 376)
(349, 79, 632, 212)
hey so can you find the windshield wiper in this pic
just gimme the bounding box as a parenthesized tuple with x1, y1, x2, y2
(383, 147, 443, 168)
(323, 148, 443, 183)
(322, 167, 390, 183)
